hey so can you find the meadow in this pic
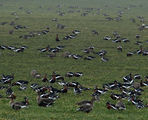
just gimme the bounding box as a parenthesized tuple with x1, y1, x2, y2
(0, 0, 148, 120)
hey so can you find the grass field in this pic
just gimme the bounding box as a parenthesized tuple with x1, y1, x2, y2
(0, 0, 148, 120)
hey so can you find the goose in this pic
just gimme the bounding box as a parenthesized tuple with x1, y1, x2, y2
(83, 48, 93, 54)
(30, 83, 39, 90)
(123, 73, 132, 81)
(121, 88, 131, 95)
(103, 80, 120, 90)
(35, 86, 47, 94)
(74, 85, 81, 94)
(9, 95, 29, 110)
(92, 30, 99, 35)
(60, 85, 68, 93)
(67, 82, 80, 87)
(130, 97, 144, 108)
(47, 86, 61, 94)
(112, 39, 121, 43)
(58, 80, 67, 86)
(101, 57, 109, 62)
(117, 46, 122, 52)
(56, 34, 60, 41)
(106, 102, 117, 110)
(84, 56, 95, 60)
(122, 83, 132, 89)
(39, 88, 59, 100)
(77, 103, 93, 113)
(72, 54, 82, 60)
(97, 50, 107, 56)
(137, 46, 143, 54)
(110, 93, 123, 100)
(42, 74, 48, 82)
(135, 41, 142, 45)
(65, 72, 74, 78)
(134, 74, 141, 79)
(134, 88, 144, 93)
(77, 96, 96, 106)
(93, 86, 108, 95)
(72, 30, 80, 35)
(13, 48, 24, 53)
(74, 72, 83, 77)
(37, 92, 55, 107)
(2, 74, 14, 81)
(34, 73, 41, 79)
(19, 85, 27, 91)
(6, 87, 14, 95)
(38, 45, 50, 52)
(77, 97, 95, 113)
(115, 100, 126, 110)
(136, 34, 140, 39)
(7, 46, 16, 50)
(56, 45, 64, 50)
(0, 45, 7, 50)
(127, 52, 134, 56)
(140, 80, 148, 87)
(104, 36, 111, 40)
(143, 51, 148, 56)
(12, 80, 29, 86)
(122, 38, 130, 42)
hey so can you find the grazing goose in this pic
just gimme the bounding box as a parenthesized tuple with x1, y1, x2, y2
(93, 86, 108, 95)
(12, 80, 29, 86)
(127, 52, 134, 56)
(115, 100, 126, 110)
(74, 85, 81, 94)
(84, 56, 95, 60)
(72, 54, 82, 60)
(103, 80, 120, 90)
(30, 83, 39, 90)
(143, 51, 148, 56)
(77, 103, 93, 113)
(9, 95, 29, 110)
(101, 57, 109, 62)
(122, 38, 130, 43)
(97, 50, 107, 56)
(1, 74, 14, 84)
(74, 72, 83, 77)
(77, 96, 96, 106)
(77, 97, 95, 113)
(37, 92, 55, 107)
(136, 34, 140, 39)
(106, 102, 117, 110)
(134, 74, 141, 79)
(49, 72, 64, 83)
(0, 45, 8, 50)
(72, 30, 80, 35)
(110, 93, 123, 100)
(38, 45, 50, 52)
(65, 72, 74, 78)
(140, 80, 148, 87)
(104, 36, 111, 40)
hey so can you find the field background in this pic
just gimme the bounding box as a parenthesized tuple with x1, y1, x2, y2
(0, 0, 148, 120)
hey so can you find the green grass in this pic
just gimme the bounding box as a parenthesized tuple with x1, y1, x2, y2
(0, 0, 148, 120)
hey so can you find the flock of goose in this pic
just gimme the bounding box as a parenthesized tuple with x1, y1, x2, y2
(0, 1, 148, 115)
(0, 72, 148, 112)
